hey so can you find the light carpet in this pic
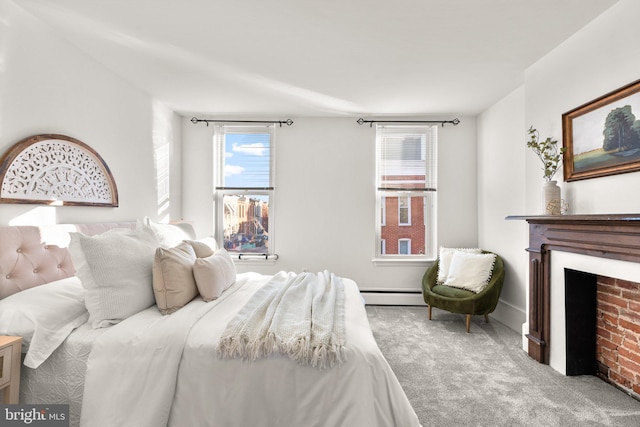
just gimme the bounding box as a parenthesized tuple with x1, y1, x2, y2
(366, 305, 640, 427)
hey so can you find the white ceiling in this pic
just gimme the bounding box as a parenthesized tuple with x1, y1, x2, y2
(17, 0, 618, 117)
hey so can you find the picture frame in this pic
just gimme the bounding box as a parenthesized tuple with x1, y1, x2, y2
(562, 79, 640, 181)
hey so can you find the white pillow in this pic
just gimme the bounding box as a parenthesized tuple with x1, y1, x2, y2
(437, 247, 482, 283)
(193, 249, 236, 301)
(137, 216, 196, 248)
(69, 228, 159, 328)
(443, 251, 497, 293)
(184, 237, 219, 258)
(0, 276, 88, 368)
(152, 242, 198, 314)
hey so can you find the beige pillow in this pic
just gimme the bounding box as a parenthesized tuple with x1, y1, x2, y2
(184, 237, 219, 258)
(443, 251, 497, 293)
(193, 249, 236, 302)
(153, 242, 199, 314)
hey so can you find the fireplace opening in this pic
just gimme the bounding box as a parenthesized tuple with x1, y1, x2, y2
(564, 269, 597, 376)
(564, 268, 640, 398)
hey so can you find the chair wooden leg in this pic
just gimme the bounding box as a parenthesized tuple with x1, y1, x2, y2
(428, 305, 432, 320)
(484, 314, 490, 323)
(465, 314, 471, 333)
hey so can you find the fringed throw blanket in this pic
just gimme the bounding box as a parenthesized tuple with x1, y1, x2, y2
(218, 271, 346, 368)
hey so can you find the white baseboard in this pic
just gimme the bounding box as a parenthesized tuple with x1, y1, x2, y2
(522, 322, 529, 352)
(490, 299, 526, 334)
(362, 292, 426, 306)
(361, 294, 526, 336)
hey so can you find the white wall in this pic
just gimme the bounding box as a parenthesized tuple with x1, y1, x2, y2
(0, 0, 182, 226)
(524, 0, 640, 215)
(477, 87, 528, 331)
(1, 0, 479, 301)
(477, 0, 640, 334)
(182, 116, 479, 296)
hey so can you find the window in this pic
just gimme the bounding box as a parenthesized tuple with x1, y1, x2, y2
(375, 124, 437, 259)
(214, 124, 275, 256)
(398, 239, 411, 255)
(398, 196, 411, 226)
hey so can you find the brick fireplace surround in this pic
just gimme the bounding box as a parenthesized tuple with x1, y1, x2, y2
(596, 275, 640, 396)
(508, 214, 640, 397)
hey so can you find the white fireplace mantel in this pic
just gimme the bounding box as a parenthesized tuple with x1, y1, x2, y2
(549, 251, 640, 374)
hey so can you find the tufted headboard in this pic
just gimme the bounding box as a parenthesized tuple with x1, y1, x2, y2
(0, 222, 136, 299)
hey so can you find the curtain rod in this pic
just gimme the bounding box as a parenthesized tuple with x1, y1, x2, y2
(357, 117, 460, 127)
(190, 117, 294, 127)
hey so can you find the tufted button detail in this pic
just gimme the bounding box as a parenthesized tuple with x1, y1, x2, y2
(33, 268, 38, 273)
(5, 274, 10, 279)
(44, 245, 49, 249)
(16, 248, 22, 253)
(57, 264, 62, 268)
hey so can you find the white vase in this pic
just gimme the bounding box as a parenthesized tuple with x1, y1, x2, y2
(542, 180, 561, 215)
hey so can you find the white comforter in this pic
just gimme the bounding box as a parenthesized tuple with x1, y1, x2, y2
(80, 272, 421, 427)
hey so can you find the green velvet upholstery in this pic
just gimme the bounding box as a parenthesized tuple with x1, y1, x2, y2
(422, 250, 505, 332)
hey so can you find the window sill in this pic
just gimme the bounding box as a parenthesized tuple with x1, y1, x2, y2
(372, 257, 434, 267)
(233, 259, 278, 266)
(231, 253, 279, 266)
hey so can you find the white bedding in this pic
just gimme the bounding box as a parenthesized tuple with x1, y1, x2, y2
(20, 323, 108, 427)
(80, 272, 421, 427)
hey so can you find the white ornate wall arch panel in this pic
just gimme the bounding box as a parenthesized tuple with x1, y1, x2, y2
(0, 134, 118, 207)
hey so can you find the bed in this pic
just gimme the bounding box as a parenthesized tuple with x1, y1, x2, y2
(0, 220, 421, 427)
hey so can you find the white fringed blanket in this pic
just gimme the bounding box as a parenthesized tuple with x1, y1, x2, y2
(218, 270, 346, 368)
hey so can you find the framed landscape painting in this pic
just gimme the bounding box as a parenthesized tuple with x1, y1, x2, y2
(563, 79, 640, 181)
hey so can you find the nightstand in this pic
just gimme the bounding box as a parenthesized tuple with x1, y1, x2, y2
(0, 336, 22, 404)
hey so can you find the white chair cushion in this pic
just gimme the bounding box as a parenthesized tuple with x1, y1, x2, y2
(443, 251, 497, 293)
(437, 247, 482, 283)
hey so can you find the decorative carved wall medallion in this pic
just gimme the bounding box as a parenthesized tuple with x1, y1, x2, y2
(0, 134, 118, 207)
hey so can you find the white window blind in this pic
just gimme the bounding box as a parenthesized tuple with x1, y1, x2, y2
(375, 124, 437, 260)
(377, 125, 437, 191)
(215, 125, 273, 190)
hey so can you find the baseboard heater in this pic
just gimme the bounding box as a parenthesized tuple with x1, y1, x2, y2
(359, 290, 426, 306)
(360, 290, 422, 294)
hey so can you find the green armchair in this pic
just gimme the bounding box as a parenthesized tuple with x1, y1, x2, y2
(421, 251, 505, 333)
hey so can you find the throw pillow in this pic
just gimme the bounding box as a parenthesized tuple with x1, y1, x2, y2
(443, 251, 497, 293)
(137, 216, 196, 248)
(152, 242, 199, 314)
(184, 237, 219, 258)
(69, 228, 158, 328)
(437, 247, 482, 283)
(192, 249, 236, 301)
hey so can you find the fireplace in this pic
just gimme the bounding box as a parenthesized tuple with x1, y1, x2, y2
(564, 268, 597, 376)
(507, 214, 640, 396)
